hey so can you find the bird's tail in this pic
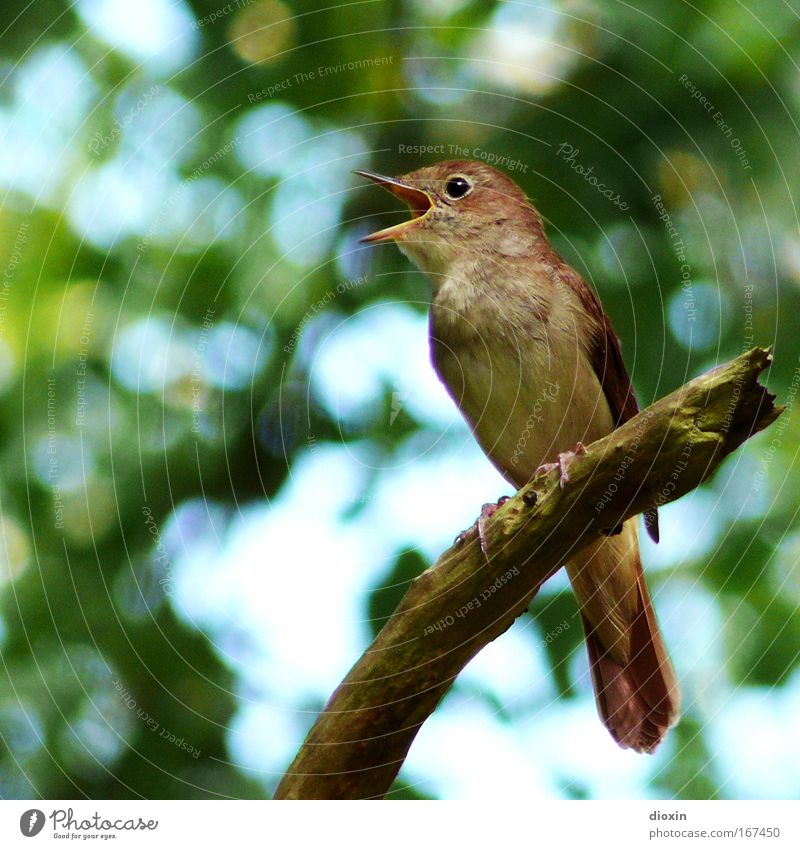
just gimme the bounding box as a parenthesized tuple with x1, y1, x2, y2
(566, 520, 680, 753)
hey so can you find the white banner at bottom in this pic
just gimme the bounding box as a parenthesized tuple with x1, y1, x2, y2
(0, 800, 797, 847)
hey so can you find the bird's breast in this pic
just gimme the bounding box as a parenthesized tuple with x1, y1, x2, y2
(430, 270, 615, 488)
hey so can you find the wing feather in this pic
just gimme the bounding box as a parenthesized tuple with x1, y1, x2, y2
(560, 265, 660, 542)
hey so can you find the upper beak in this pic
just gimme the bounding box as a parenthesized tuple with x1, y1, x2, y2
(355, 170, 433, 243)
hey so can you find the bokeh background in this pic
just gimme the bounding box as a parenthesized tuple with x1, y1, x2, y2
(1, 0, 799, 801)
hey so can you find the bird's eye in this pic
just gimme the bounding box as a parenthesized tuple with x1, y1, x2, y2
(445, 176, 472, 199)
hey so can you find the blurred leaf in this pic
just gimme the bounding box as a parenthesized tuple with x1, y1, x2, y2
(367, 549, 427, 640)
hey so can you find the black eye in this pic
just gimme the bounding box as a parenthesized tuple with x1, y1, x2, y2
(445, 176, 472, 199)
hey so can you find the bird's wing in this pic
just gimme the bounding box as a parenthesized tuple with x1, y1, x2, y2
(564, 265, 660, 543)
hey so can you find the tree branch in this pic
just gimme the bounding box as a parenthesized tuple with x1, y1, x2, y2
(275, 347, 782, 799)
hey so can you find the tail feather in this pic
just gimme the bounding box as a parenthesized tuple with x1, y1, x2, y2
(582, 570, 680, 753)
(568, 520, 680, 753)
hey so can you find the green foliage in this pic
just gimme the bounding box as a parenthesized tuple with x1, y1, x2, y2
(529, 591, 583, 699)
(367, 549, 428, 640)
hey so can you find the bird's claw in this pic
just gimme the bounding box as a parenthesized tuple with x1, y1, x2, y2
(536, 442, 586, 489)
(454, 495, 511, 560)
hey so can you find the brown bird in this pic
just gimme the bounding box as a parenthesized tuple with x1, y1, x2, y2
(357, 160, 680, 753)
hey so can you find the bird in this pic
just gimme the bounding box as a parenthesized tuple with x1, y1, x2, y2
(356, 160, 680, 753)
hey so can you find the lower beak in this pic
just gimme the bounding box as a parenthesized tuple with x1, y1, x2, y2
(355, 170, 433, 243)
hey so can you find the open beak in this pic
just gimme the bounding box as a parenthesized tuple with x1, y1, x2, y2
(355, 170, 433, 243)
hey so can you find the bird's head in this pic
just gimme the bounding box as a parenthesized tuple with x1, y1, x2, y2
(357, 160, 544, 281)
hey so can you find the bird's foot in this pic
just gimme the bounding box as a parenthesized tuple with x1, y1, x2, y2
(535, 442, 586, 490)
(454, 495, 511, 559)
